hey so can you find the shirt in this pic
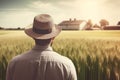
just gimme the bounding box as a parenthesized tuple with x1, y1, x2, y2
(6, 45, 77, 80)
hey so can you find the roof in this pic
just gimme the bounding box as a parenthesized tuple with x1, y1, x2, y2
(58, 20, 83, 26)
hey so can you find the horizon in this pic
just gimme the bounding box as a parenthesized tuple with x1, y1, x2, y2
(0, 0, 120, 28)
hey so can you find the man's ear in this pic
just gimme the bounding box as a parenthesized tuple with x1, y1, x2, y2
(51, 37, 55, 46)
(51, 37, 55, 40)
(51, 37, 55, 43)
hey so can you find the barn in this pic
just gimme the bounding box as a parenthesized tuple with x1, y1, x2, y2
(103, 25, 120, 30)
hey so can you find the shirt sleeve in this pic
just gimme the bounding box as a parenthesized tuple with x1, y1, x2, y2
(68, 61, 77, 80)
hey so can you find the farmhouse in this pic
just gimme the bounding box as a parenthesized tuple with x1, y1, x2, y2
(103, 25, 120, 30)
(58, 18, 84, 30)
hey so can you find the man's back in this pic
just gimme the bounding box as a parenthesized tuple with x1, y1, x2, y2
(6, 45, 77, 80)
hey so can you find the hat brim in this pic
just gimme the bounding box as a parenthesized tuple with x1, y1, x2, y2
(24, 25, 61, 39)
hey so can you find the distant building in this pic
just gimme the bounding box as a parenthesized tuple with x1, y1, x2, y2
(103, 25, 120, 30)
(90, 24, 101, 30)
(58, 18, 84, 30)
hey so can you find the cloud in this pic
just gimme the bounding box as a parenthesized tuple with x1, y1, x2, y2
(0, 0, 75, 9)
(0, 0, 38, 9)
(0, 0, 120, 28)
(0, 10, 37, 28)
(27, 1, 72, 23)
(105, 0, 120, 7)
(0, 0, 75, 28)
(37, 0, 74, 4)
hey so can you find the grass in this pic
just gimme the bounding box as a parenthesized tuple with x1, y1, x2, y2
(0, 30, 120, 80)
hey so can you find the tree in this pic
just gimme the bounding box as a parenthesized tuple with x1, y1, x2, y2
(84, 19, 93, 30)
(0, 27, 4, 30)
(117, 21, 120, 25)
(17, 27, 21, 30)
(99, 19, 109, 29)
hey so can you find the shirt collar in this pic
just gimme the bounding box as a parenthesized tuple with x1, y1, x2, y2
(32, 44, 53, 51)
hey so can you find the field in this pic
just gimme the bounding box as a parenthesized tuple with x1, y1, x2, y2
(0, 30, 120, 80)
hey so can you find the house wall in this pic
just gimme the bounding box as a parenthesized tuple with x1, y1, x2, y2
(62, 24, 80, 30)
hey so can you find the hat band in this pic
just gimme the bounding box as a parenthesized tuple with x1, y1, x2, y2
(33, 28, 51, 34)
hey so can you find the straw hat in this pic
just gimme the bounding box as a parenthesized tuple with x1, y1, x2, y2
(24, 14, 61, 39)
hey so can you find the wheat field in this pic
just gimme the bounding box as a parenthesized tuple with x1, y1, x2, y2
(0, 30, 120, 80)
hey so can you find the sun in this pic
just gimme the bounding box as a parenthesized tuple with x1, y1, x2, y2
(77, 1, 102, 24)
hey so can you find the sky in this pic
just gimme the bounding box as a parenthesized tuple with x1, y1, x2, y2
(0, 0, 120, 28)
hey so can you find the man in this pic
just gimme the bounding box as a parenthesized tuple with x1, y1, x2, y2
(6, 14, 77, 80)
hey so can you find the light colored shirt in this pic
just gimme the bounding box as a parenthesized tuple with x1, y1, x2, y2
(6, 45, 77, 80)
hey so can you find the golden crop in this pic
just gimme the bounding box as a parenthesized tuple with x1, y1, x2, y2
(0, 30, 120, 80)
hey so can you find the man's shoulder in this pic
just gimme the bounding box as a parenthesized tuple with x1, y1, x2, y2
(10, 50, 30, 63)
(48, 51, 73, 66)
